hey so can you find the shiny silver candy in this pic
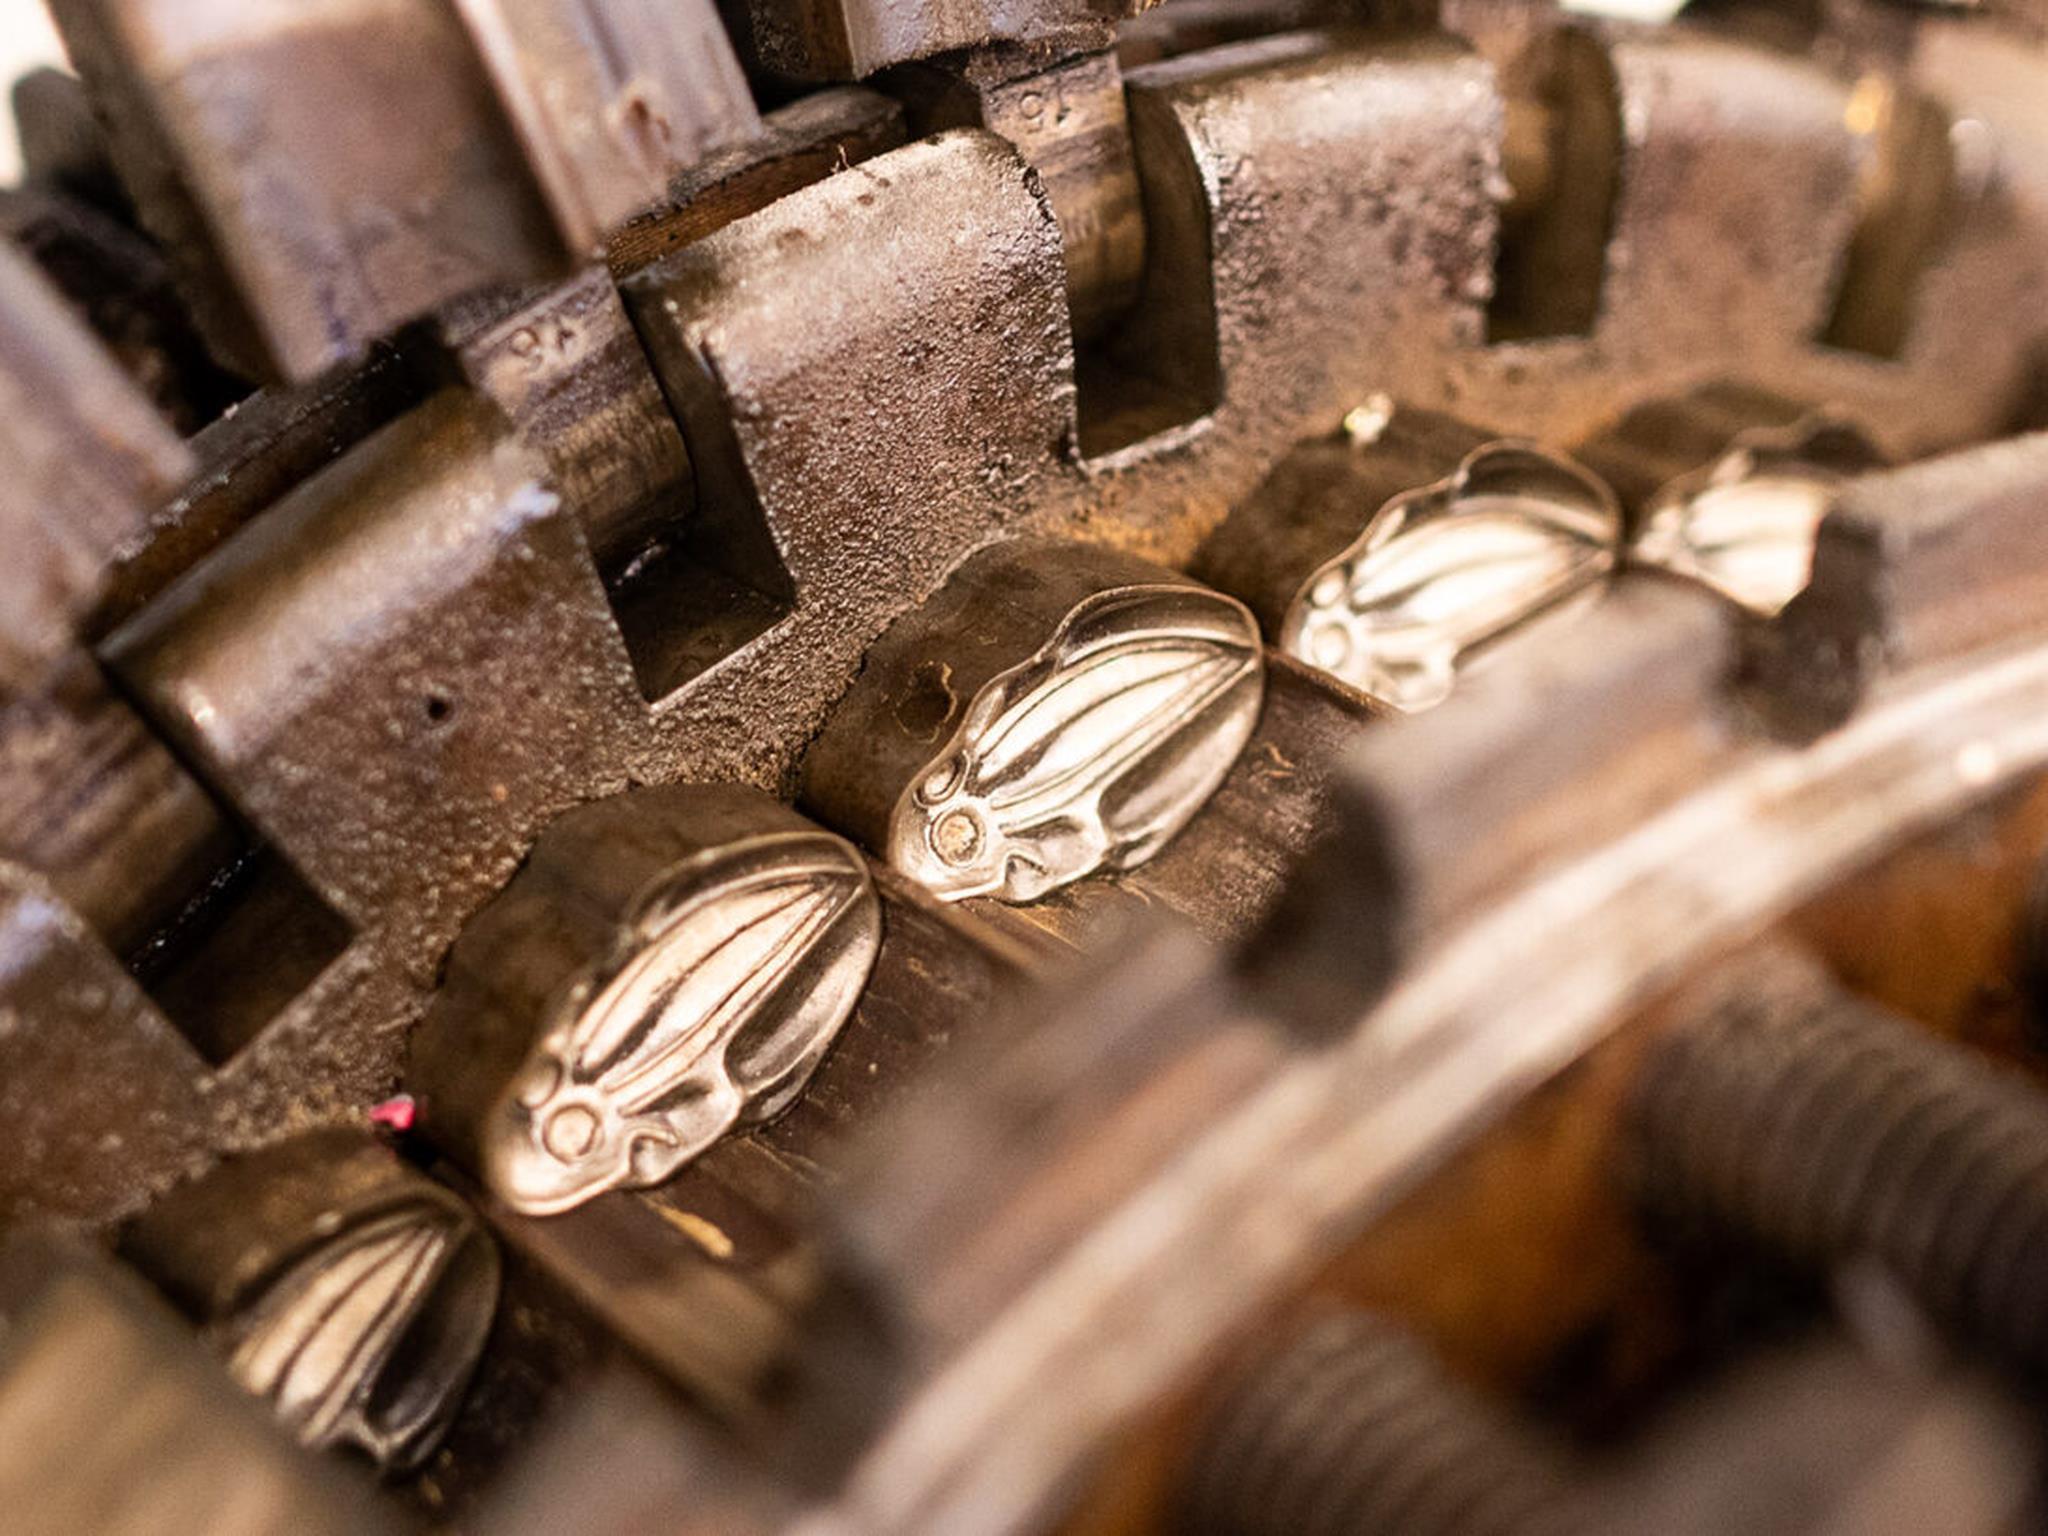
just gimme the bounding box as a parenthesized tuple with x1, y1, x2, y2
(1280, 443, 1622, 711)
(221, 1202, 496, 1472)
(488, 830, 880, 1215)
(888, 584, 1265, 904)
(1631, 418, 1871, 616)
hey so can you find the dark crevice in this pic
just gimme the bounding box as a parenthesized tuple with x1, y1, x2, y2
(95, 661, 354, 1067)
(604, 330, 797, 703)
(1487, 27, 1623, 344)
(124, 834, 353, 1067)
(1819, 82, 1956, 360)
(1074, 75, 1222, 460)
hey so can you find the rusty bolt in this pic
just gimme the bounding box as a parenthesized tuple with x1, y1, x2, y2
(1631, 945, 2048, 1375)
(1176, 1311, 1588, 1536)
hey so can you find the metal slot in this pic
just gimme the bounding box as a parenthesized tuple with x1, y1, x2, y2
(1487, 27, 1623, 343)
(1819, 80, 1955, 360)
(606, 343, 797, 702)
(123, 833, 352, 1067)
(606, 541, 795, 703)
(1075, 70, 1224, 459)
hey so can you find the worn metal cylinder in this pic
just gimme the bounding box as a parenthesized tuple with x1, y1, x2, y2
(1632, 946, 2048, 1372)
(1177, 1311, 1586, 1536)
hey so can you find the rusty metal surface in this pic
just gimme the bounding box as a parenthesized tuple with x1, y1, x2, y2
(0, 239, 190, 683)
(47, 0, 568, 381)
(4, 1, 2048, 1532)
(446, 0, 760, 247)
(888, 44, 1147, 339)
(605, 87, 907, 276)
(722, 0, 1140, 84)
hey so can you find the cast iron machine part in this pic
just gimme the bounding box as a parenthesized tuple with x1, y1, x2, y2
(2, 0, 2048, 1532)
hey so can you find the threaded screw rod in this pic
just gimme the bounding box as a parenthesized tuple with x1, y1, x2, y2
(1178, 1311, 1587, 1536)
(1631, 945, 2048, 1374)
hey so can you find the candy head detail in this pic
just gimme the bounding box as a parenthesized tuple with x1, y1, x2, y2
(487, 831, 880, 1215)
(888, 585, 1265, 904)
(1282, 443, 1622, 711)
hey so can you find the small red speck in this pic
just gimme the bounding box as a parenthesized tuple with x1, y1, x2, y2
(369, 1094, 417, 1132)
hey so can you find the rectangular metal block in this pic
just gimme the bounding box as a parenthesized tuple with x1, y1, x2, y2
(1322, 579, 1738, 935)
(0, 241, 191, 688)
(1810, 432, 2048, 674)
(724, 0, 1132, 83)
(1133, 29, 1499, 405)
(50, 0, 571, 381)
(450, 0, 761, 245)
(1087, 32, 1498, 463)
(0, 239, 233, 968)
(0, 653, 229, 959)
(101, 391, 646, 937)
(620, 129, 1074, 751)
(892, 46, 1146, 338)
(606, 87, 906, 277)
